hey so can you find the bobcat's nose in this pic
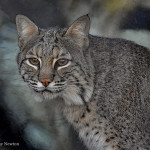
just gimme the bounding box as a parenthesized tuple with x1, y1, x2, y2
(39, 79, 52, 87)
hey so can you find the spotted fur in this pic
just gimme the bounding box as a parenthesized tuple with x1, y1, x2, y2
(16, 15, 150, 150)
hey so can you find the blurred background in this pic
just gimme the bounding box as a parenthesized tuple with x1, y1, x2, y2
(0, 0, 150, 150)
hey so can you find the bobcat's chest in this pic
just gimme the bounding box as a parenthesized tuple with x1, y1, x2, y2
(79, 126, 114, 150)
(63, 103, 119, 150)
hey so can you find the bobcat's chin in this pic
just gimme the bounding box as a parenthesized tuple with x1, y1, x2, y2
(42, 91, 60, 100)
(30, 88, 61, 102)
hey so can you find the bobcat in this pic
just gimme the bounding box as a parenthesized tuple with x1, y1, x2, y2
(16, 15, 150, 150)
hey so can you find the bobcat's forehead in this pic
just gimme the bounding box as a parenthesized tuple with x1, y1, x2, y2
(38, 29, 59, 55)
(26, 44, 60, 58)
(26, 46, 71, 71)
(25, 29, 71, 66)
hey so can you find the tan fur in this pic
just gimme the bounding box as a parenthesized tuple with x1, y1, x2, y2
(16, 15, 150, 150)
(61, 101, 119, 150)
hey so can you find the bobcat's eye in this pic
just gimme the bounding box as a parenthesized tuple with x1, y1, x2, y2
(56, 59, 69, 66)
(28, 58, 40, 66)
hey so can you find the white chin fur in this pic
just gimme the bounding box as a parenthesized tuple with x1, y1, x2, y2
(42, 91, 58, 100)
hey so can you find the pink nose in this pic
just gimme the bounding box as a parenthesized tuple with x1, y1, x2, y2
(39, 79, 52, 87)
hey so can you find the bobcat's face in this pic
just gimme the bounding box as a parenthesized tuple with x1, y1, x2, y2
(16, 15, 93, 105)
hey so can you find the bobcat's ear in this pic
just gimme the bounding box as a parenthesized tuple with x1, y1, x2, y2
(16, 15, 38, 48)
(65, 15, 90, 48)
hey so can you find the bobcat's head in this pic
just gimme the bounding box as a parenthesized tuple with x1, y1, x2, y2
(16, 15, 94, 105)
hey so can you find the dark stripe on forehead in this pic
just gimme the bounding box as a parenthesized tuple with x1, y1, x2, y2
(37, 29, 58, 56)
